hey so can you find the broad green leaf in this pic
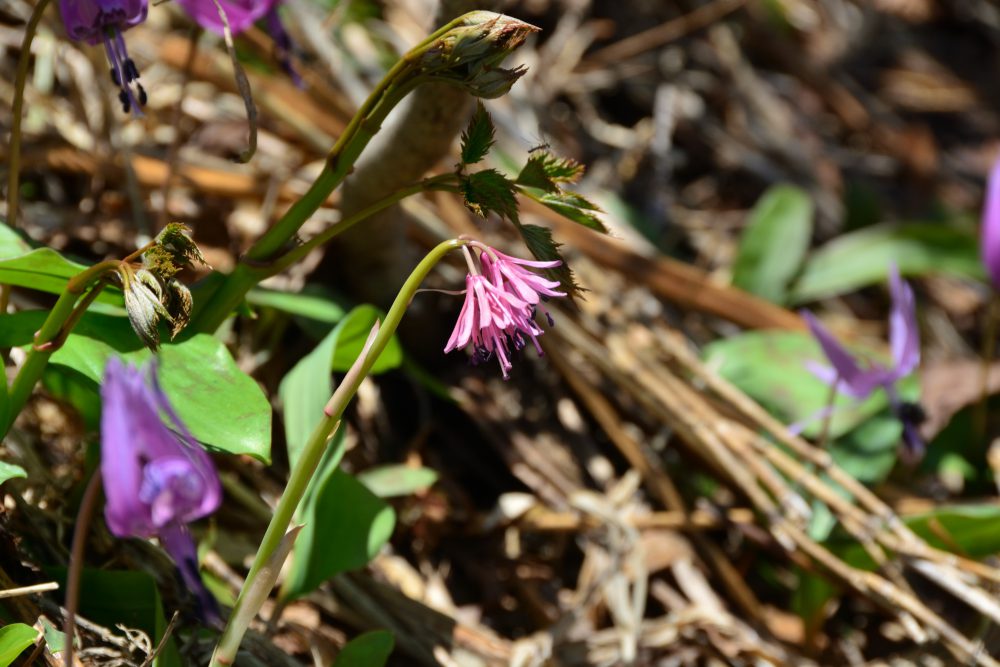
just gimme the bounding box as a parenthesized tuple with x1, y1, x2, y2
(732, 185, 813, 304)
(791, 223, 983, 303)
(460, 102, 495, 166)
(358, 465, 438, 498)
(0, 311, 271, 460)
(0, 623, 38, 666)
(0, 223, 31, 260)
(329, 305, 402, 374)
(279, 305, 401, 469)
(523, 189, 609, 234)
(247, 286, 346, 324)
(334, 630, 394, 667)
(0, 462, 26, 486)
(826, 411, 902, 484)
(50, 569, 180, 667)
(0, 249, 121, 304)
(703, 330, 918, 440)
(0, 377, 8, 438)
(463, 169, 519, 222)
(283, 470, 395, 600)
(38, 618, 65, 655)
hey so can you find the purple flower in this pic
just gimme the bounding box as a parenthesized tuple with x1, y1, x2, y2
(981, 157, 1000, 291)
(59, 0, 148, 114)
(173, 0, 301, 85)
(802, 265, 925, 459)
(100, 357, 222, 623)
(445, 244, 566, 378)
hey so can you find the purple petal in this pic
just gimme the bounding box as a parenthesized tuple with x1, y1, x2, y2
(887, 264, 920, 378)
(59, 0, 147, 43)
(983, 157, 1000, 292)
(159, 522, 222, 626)
(802, 310, 876, 396)
(173, 0, 274, 35)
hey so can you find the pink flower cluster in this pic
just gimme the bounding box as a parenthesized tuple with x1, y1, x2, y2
(445, 244, 565, 378)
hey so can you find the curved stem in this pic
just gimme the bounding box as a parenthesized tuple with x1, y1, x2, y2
(3, 260, 120, 436)
(64, 471, 103, 667)
(1, 0, 54, 320)
(209, 238, 468, 666)
(188, 172, 454, 335)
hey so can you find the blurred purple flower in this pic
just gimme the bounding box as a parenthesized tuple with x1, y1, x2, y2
(59, 0, 148, 114)
(445, 244, 565, 378)
(981, 157, 1000, 291)
(100, 357, 222, 623)
(173, 0, 301, 85)
(802, 265, 925, 459)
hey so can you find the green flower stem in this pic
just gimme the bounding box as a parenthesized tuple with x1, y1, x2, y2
(209, 238, 468, 666)
(189, 173, 458, 335)
(3, 260, 120, 435)
(0, 0, 54, 326)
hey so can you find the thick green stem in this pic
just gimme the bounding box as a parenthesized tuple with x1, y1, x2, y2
(188, 173, 456, 335)
(209, 238, 467, 666)
(3, 260, 119, 435)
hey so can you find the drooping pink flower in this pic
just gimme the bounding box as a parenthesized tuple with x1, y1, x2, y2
(100, 357, 222, 623)
(445, 244, 565, 378)
(59, 0, 148, 114)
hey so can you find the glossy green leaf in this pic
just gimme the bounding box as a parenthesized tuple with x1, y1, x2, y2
(50, 569, 180, 667)
(791, 223, 983, 303)
(358, 465, 438, 498)
(247, 286, 346, 324)
(0, 311, 270, 460)
(732, 185, 813, 304)
(0, 249, 120, 304)
(283, 470, 395, 600)
(0, 378, 8, 439)
(0, 623, 38, 666)
(0, 462, 26, 486)
(333, 630, 394, 667)
(525, 189, 609, 234)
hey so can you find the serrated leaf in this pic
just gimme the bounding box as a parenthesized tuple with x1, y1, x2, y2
(517, 223, 582, 299)
(515, 158, 557, 192)
(460, 102, 495, 166)
(732, 185, 813, 304)
(525, 189, 608, 234)
(463, 170, 519, 222)
(523, 150, 584, 184)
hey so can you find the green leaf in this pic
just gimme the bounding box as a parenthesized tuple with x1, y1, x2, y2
(0, 462, 26, 486)
(279, 305, 401, 469)
(358, 465, 438, 498)
(50, 569, 181, 667)
(0, 378, 8, 439)
(732, 185, 813, 304)
(0, 249, 121, 304)
(0, 311, 271, 461)
(523, 189, 608, 234)
(38, 618, 65, 656)
(703, 330, 918, 441)
(517, 223, 582, 299)
(334, 630, 394, 667)
(791, 223, 983, 303)
(463, 169, 519, 222)
(0, 223, 31, 260)
(0, 624, 38, 666)
(517, 150, 584, 186)
(460, 102, 495, 166)
(283, 470, 396, 600)
(247, 286, 346, 324)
